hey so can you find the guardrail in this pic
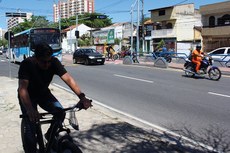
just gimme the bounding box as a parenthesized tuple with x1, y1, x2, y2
(152, 52, 230, 67)
(152, 51, 189, 61)
(208, 54, 230, 67)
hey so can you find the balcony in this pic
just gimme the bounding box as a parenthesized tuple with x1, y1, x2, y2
(202, 25, 230, 37)
(151, 29, 176, 38)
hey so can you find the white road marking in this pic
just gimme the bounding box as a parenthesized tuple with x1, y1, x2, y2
(208, 92, 230, 98)
(114, 74, 154, 83)
(52, 83, 215, 152)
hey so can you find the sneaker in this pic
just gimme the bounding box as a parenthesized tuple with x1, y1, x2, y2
(196, 70, 201, 75)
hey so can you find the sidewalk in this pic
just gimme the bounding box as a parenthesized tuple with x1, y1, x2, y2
(63, 54, 230, 76)
(0, 76, 207, 153)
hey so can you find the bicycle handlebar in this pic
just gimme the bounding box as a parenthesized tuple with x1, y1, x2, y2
(19, 101, 87, 119)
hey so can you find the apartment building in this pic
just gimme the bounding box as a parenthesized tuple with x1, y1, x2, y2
(200, 1, 230, 52)
(7, 13, 33, 29)
(147, 3, 202, 55)
(53, 0, 94, 22)
(0, 28, 7, 40)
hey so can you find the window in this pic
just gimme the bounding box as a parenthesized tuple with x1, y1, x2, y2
(222, 14, 230, 25)
(159, 10, 165, 16)
(227, 49, 230, 54)
(212, 49, 225, 54)
(209, 16, 215, 27)
(166, 23, 173, 29)
(218, 14, 230, 25)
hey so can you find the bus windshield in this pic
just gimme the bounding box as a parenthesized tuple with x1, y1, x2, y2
(30, 33, 61, 51)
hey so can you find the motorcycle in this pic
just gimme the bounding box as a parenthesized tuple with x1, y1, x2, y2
(152, 51, 172, 63)
(183, 55, 221, 81)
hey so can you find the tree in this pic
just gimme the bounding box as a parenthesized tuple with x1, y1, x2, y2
(10, 13, 112, 34)
(78, 33, 91, 47)
(0, 39, 7, 48)
(11, 15, 50, 34)
(69, 13, 113, 28)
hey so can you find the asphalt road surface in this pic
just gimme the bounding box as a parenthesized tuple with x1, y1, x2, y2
(1, 55, 230, 142)
(52, 63, 230, 139)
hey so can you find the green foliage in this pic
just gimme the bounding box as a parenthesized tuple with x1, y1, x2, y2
(10, 13, 113, 34)
(114, 38, 121, 45)
(78, 33, 91, 47)
(156, 39, 165, 50)
(0, 39, 7, 47)
(11, 15, 50, 34)
(76, 13, 112, 28)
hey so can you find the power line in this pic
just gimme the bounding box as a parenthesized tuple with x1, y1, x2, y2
(0, 6, 52, 14)
(96, 0, 129, 12)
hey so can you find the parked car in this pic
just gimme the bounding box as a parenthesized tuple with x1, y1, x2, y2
(208, 47, 230, 62)
(73, 48, 105, 65)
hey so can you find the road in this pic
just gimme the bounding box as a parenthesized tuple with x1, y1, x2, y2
(1, 55, 230, 141)
(52, 62, 230, 135)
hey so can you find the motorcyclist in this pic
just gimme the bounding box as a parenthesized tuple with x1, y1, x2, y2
(191, 45, 204, 74)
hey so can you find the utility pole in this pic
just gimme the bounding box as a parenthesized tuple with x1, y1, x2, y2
(136, 0, 140, 56)
(141, 0, 145, 53)
(58, 0, 61, 31)
(76, 14, 78, 50)
(130, 4, 134, 55)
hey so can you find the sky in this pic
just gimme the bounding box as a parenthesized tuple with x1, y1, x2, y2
(0, 0, 228, 30)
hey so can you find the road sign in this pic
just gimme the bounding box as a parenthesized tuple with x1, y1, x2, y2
(5, 12, 27, 17)
(96, 15, 107, 19)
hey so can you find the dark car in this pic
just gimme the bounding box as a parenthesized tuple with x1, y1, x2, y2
(73, 48, 105, 65)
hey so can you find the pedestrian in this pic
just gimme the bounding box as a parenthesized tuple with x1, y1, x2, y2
(17, 42, 92, 153)
(106, 45, 111, 60)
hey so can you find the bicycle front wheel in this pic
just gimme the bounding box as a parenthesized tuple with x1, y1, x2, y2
(58, 141, 82, 153)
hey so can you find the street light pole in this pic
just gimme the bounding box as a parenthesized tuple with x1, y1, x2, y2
(141, 0, 145, 53)
(76, 14, 78, 50)
(136, 0, 140, 56)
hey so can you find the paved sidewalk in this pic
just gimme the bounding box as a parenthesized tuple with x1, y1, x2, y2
(0, 76, 207, 153)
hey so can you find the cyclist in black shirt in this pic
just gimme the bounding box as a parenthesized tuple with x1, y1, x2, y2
(18, 42, 92, 153)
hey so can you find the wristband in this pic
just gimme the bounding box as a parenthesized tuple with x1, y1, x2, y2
(79, 93, 85, 100)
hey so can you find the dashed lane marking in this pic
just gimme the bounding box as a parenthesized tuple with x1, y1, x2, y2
(114, 74, 154, 83)
(208, 92, 230, 98)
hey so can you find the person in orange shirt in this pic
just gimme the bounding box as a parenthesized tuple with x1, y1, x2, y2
(192, 45, 204, 74)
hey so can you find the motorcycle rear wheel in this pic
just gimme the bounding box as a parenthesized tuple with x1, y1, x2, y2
(208, 68, 221, 81)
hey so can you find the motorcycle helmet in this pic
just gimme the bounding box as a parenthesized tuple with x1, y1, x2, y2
(196, 45, 201, 50)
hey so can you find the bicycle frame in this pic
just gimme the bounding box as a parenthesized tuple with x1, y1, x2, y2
(20, 103, 83, 153)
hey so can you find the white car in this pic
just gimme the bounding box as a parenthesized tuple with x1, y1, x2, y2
(208, 47, 230, 62)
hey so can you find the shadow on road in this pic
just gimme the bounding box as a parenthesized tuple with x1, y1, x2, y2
(72, 122, 205, 153)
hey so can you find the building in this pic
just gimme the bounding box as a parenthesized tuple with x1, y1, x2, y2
(147, 3, 202, 55)
(0, 28, 7, 40)
(61, 23, 91, 52)
(92, 22, 133, 53)
(7, 13, 33, 29)
(200, 1, 230, 52)
(53, 0, 94, 22)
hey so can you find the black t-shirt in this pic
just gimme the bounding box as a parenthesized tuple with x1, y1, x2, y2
(18, 57, 67, 99)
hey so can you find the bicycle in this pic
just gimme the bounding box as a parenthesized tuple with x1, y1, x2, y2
(20, 101, 88, 153)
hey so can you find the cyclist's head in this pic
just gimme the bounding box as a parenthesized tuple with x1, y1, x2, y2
(34, 42, 53, 59)
(34, 42, 53, 70)
(196, 45, 201, 51)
